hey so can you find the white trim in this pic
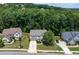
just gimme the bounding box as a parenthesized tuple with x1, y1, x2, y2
(4, 40, 14, 45)
(2, 37, 9, 43)
(14, 32, 20, 38)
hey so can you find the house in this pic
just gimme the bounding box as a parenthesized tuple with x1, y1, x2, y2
(1, 28, 22, 43)
(61, 31, 79, 45)
(30, 30, 47, 41)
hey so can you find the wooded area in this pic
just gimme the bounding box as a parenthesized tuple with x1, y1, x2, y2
(0, 3, 79, 35)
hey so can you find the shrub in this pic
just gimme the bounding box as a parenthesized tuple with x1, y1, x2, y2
(42, 31, 55, 46)
(0, 38, 4, 47)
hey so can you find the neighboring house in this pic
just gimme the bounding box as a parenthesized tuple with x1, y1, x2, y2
(30, 30, 47, 41)
(61, 31, 79, 45)
(1, 28, 22, 43)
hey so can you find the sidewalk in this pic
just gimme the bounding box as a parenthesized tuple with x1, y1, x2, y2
(0, 48, 78, 54)
(38, 50, 63, 52)
(0, 49, 27, 51)
(56, 41, 72, 54)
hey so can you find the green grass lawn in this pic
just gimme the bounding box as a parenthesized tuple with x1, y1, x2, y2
(69, 47, 79, 54)
(37, 44, 62, 51)
(3, 41, 20, 48)
(69, 47, 79, 51)
(2, 33, 29, 49)
(21, 33, 29, 49)
(37, 36, 62, 50)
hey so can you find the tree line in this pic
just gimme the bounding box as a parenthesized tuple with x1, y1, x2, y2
(0, 3, 79, 35)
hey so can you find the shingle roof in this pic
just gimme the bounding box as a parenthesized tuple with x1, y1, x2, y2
(2, 28, 22, 36)
(61, 31, 79, 42)
(30, 30, 47, 36)
(61, 32, 73, 42)
(0, 28, 22, 42)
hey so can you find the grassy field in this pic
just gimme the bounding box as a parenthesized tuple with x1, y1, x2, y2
(21, 33, 29, 49)
(37, 36, 62, 50)
(69, 47, 79, 51)
(3, 41, 20, 48)
(2, 33, 29, 49)
(37, 44, 62, 51)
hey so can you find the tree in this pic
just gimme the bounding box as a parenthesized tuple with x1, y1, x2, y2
(0, 3, 79, 36)
(42, 31, 55, 46)
(0, 38, 4, 47)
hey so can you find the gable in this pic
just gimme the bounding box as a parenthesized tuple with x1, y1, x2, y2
(2, 28, 22, 36)
(74, 35, 79, 41)
(61, 31, 79, 42)
(30, 30, 47, 36)
(61, 32, 72, 42)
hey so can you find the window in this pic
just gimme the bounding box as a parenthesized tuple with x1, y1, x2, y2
(16, 33, 18, 36)
(14, 32, 20, 37)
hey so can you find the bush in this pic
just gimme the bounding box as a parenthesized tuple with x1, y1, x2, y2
(42, 31, 55, 46)
(54, 36, 60, 43)
(0, 38, 4, 47)
(37, 40, 41, 43)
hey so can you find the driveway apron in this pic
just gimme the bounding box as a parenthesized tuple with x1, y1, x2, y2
(28, 40, 37, 53)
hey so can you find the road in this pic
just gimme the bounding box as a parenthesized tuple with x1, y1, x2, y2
(0, 51, 63, 55)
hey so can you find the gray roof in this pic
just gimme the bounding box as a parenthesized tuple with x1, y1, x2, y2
(61, 31, 79, 42)
(30, 30, 47, 36)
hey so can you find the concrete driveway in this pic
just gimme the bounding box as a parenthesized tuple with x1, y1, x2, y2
(27, 40, 37, 53)
(56, 41, 72, 54)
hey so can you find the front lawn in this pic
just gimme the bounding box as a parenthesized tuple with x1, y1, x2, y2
(2, 33, 29, 49)
(37, 36, 62, 50)
(37, 44, 62, 51)
(21, 33, 29, 49)
(69, 47, 79, 51)
(3, 40, 20, 48)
